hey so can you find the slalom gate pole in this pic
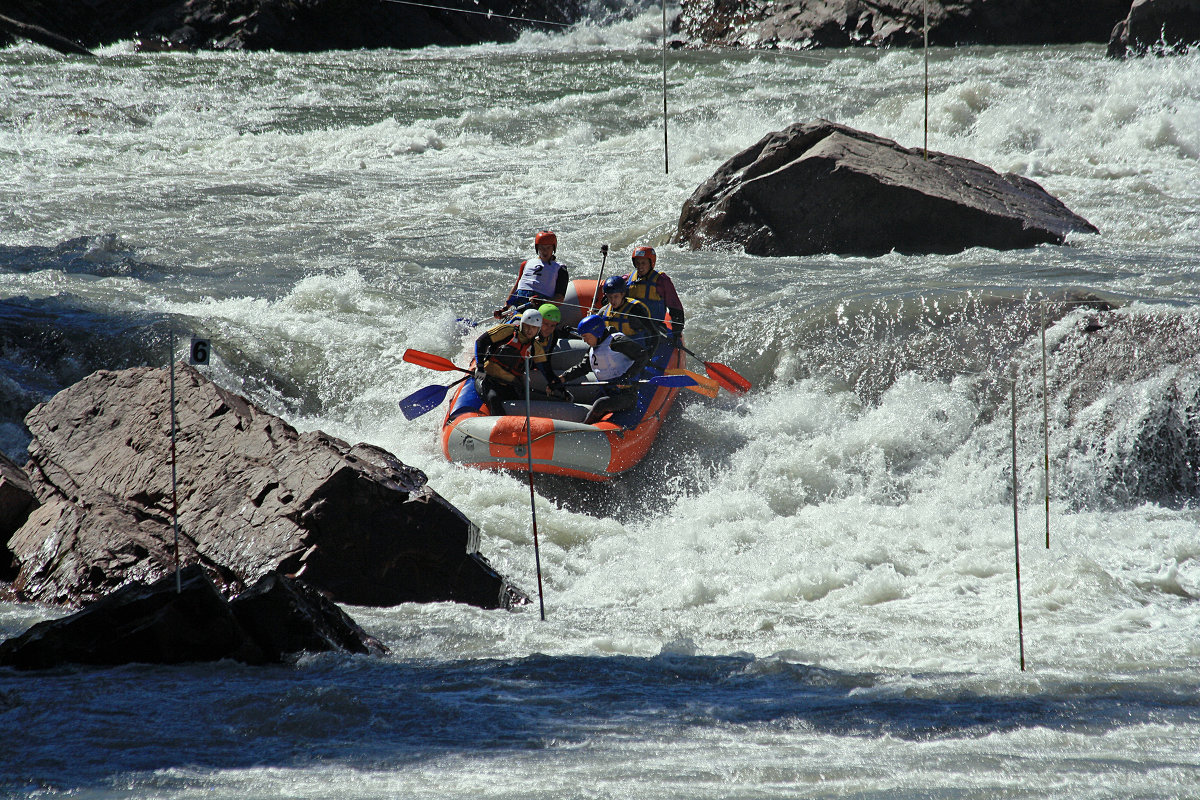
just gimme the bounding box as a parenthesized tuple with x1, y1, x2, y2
(168, 331, 181, 594)
(1041, 301, 1051, 549)
(1011, 363, 1026, 671)
(662, 0, 669, 174)
(923, 0, 929, 160)
(524, 356, 547, 620)
(587, 244, 609, 313)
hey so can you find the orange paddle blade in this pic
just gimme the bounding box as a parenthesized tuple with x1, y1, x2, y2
(667, 368, 719, 398)
(402, 349, 470, 373)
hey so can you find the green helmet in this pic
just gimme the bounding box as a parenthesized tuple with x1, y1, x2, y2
(537, 303, 561, 323)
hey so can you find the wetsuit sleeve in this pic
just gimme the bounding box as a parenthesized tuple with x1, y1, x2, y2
(554, 266, 569, 299)
(559, 358, 590, 384)
(611, 337, 650, 380)
(658, 274, 684, 332)
(503, 261, 527, 307)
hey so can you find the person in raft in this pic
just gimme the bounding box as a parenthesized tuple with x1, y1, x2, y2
(624, 245, 684, 345)
(595, 275, 662, 351)
(493, 230, 570, 320)
(475, 308, 568, 413)
(556, 313, 650, 425)
(535, 302, 578, 353)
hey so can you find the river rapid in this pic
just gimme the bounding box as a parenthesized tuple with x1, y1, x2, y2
(2, 7, 1199, 798)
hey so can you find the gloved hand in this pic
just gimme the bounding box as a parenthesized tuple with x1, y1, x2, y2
(493, 307, 509, 320)
(548, 383, 572, 402)
(474, 366, 487, 381)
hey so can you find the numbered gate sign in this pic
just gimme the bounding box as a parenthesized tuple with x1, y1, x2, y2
(189, 337, 211, 365)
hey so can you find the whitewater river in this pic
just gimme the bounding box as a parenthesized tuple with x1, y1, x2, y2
(2, 7, 1199, 798)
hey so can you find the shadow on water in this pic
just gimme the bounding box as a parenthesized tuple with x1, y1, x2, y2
(1, 651, 1196, 792)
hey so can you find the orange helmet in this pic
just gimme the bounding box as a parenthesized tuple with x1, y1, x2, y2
(534, 230, 557, 251)
(631, 245, 656, 269)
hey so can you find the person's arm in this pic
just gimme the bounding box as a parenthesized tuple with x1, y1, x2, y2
(629, 304, 663, 347)
(496, 261, 528, 317)
(553, 265, 569, 302)
(559, 358, 590, 385)
(610, 337, 649, 383)
(658, 274, 685, 338)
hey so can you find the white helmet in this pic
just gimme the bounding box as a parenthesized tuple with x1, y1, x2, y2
(519, 308, 543, 328)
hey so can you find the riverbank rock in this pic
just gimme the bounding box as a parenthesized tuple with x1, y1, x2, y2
(1108, 0, 1200, 57)
(678, 0, 1135, 49)
(5, 364, 526, 610)
(0, 564, 387, 670)
(672, 120, 1098, 257)
(0, 0, 585, 52)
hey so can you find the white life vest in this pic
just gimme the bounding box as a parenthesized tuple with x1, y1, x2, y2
(515, 257, 564, 298)
(588, 332, 635, 381)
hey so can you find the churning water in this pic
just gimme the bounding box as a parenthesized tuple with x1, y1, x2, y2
(2, 7, 1199, 798)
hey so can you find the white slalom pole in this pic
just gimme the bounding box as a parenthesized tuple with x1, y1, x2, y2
(923, 0, 930, 160)
(168, 331, 181, 594)
(524, 355, 547, 620)
(662, 0, 669, 174)
(1041, 301, 1051, 549)
(1011, 363, 1026, 671)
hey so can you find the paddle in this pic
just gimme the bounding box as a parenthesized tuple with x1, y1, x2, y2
(402, 348, 472, 374)
(576, 374, 696, 388)
(678, 344, 752, 394)
(666, 367, 719, 398)
(398, 375, 471, 420)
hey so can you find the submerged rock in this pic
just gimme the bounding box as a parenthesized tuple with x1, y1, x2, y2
(6, 364, 525, 610)
(0, 564, 387, 670)
(673, 119, 1098, 257)
(1108, 0, 1200, 57)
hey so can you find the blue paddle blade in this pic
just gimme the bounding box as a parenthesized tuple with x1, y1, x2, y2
(647, 374, 697, 387)
(399, 383, 453, 420)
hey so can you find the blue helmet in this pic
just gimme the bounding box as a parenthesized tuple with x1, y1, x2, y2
(577, 314, 608, 339)
(602, 275, 628, 296)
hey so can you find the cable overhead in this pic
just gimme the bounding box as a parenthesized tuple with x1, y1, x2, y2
(378, 0, 574, 27)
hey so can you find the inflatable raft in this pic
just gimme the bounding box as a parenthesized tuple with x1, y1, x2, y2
(440, 279, 686, 481)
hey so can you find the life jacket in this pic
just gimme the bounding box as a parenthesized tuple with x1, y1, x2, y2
(588, 332, 636, 382)
(482, 324, 542, 382)
(624, 268, 667, 320)
(598, 297, 656, 346)
(514, 257, 564, 299)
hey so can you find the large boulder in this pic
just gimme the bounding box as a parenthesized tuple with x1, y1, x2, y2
(672, 120, 1098, 257)
(7, 364, 526, 609)
(1108, 0, 1200, 57)
(0, 564, 387, 670)
(0, 0, 586, 52)
(678, 0, 1134, 49)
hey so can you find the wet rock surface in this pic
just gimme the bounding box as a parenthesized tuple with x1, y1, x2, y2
(4, 364, 525, 610)
(673, 119, 1098, 257)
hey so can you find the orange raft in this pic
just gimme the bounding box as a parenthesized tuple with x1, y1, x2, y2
(440, 279, 686, 481)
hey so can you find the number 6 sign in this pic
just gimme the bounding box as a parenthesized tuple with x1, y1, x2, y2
(189, 337, 211, 365)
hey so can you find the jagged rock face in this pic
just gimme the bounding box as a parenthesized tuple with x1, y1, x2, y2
(677, 0, 1134, 49)
(672, 119, 1097, 257)
(8, 364, 525, 609)
(1108, 0, 1200, 57)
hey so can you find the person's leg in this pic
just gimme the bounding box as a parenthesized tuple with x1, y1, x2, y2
(479, 376, 520, 415)
(583, 388, 636, 424)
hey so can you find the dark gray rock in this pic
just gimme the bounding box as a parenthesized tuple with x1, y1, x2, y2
(672, 120, 1098, 257)
(678, 0, 1133, 49)
(7, 364, 526, 610)
(0, 564, 387, 669)
(0, 0, 585, 52)
(1108, 0, 1200, 57)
